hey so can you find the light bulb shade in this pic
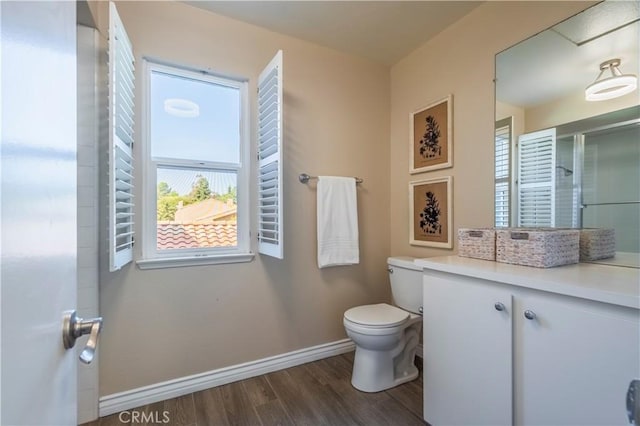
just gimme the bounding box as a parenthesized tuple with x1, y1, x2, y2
(585, 59, 638, 102)
(585, 74, 637, 101)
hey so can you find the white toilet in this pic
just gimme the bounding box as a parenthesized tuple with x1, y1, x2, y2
(343, 256, 423, 392)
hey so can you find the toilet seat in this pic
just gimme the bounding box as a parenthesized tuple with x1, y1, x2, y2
(344, 303, 409, 328)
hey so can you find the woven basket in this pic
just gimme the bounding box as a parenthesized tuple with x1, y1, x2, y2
(458, 228, 496, 261)
(496, 228, 579, 268)
(579, 228, 615, 261)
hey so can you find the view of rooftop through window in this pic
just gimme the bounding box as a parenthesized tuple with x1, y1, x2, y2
(150, 69, 241, 251)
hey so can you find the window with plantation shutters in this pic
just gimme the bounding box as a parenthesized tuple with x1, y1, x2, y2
(108, 2, 135, 271)
(495, 117, 512, 227)
(517, 128, 556, 227)
(137, 60, 251, 270)
(257, 51, 283, 259)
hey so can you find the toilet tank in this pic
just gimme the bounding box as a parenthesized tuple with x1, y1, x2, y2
(388, 257, 423, 314)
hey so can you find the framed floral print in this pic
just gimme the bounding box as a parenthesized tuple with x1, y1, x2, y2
(410, 95, 452, 174)
(409, 176, 452, 248)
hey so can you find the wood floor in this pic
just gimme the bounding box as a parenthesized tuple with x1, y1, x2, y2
(83, 352, 425, 426)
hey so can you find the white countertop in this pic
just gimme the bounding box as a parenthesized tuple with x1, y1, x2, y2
(415, 255, 640, 310)
(587, 251, 640, 268)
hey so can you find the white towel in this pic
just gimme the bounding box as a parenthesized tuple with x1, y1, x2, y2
(317, 176, 360, 268)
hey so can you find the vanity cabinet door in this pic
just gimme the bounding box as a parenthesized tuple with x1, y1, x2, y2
(515, 292, 640, 426)
(423, 273, 513, 426)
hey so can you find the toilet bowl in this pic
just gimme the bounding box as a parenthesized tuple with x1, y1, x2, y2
(344, 257, 423, 392)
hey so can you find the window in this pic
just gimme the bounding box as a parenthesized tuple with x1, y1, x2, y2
(138, 61, 251, 268)
(494, 117, 512, 228)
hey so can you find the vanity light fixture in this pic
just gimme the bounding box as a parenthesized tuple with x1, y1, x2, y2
(585, 58, 638, 101)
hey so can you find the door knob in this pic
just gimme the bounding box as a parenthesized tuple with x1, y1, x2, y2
(494, 302, 506, 312)
(524, 310, 537, 320)
(62, 310, 103, 364)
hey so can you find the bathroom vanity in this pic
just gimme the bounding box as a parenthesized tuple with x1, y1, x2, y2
(416, 255, 640, 426)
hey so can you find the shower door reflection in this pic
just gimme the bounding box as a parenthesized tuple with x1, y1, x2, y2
(581, 122, 640, 254)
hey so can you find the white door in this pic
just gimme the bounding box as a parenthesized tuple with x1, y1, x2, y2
(1, 1, 78, 424)
(423, 272, 513, 426)
(516, 292, 640, 426)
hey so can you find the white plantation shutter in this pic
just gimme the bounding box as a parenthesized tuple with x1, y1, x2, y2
(517, 128, 556, 227)
(108, 2, 135, 271)
(495, 118, 512, 227)
(257, 51, 283, 259)
(495, 180, 510, 227)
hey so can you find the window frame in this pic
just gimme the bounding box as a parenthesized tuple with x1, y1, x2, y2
(137, 60, 253, 269)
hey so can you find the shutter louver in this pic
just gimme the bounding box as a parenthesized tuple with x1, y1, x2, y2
(495, 118, 511, 227)
(517, 128, 556, 227)
(108, 2, 135, 271)
(257, 51, 283, 259)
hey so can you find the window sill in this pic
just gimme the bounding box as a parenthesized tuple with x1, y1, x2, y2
(136, 253, 255, 270)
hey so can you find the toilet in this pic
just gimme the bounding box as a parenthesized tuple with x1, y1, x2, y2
(343, 256, 423, 392)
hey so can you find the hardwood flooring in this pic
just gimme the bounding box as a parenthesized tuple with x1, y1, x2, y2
(83, 352, 425, 426)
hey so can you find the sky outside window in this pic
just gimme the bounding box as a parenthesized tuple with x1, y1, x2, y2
(150, 70, 240, 165)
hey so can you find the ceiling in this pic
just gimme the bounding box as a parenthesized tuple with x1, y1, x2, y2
(183, 1, 638, 106)
(496, 1, 640, 108)
(184, 1, 481, 65)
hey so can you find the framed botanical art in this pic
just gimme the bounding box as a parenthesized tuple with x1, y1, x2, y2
(410, 95, 452, 174)
(409, 176, 452, 248)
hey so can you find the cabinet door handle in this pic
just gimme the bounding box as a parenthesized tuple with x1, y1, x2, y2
(494, 302, 505, 312)
(524, 310, 537, 320)
(628, 379, 640, 425)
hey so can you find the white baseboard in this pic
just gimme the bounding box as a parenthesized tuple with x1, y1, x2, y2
(99, 338, 355, 417)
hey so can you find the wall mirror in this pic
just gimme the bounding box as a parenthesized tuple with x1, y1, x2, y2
(494, 0, 640, 267)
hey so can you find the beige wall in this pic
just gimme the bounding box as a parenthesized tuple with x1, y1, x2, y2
(525, 88, 639, 133)
(99, 1, 390, 395)
(389, 1, 594, 258)
(496, 100, 525, 144)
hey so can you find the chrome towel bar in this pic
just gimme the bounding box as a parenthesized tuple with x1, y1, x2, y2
(299, 173, 363, 184)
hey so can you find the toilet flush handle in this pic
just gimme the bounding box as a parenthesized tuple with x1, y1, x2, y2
(387, 267, 393, 273)
(419, 306, 424, 314)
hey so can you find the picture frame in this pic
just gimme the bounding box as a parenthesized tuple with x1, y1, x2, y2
(409, 176, 452, 248)
(409, 95, 452, 174)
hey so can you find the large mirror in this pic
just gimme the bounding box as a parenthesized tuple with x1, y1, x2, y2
(495, 0, 640, 267)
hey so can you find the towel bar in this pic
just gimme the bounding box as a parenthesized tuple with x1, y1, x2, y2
(299, 173, 363, 184)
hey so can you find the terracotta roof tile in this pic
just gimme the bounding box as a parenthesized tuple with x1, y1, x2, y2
(157, 222, 237, 250)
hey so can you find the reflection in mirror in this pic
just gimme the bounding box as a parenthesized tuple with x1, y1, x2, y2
(494, 1, 640, 267)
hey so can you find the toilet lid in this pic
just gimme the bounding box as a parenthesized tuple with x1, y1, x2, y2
(344, 303, 409, 327)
